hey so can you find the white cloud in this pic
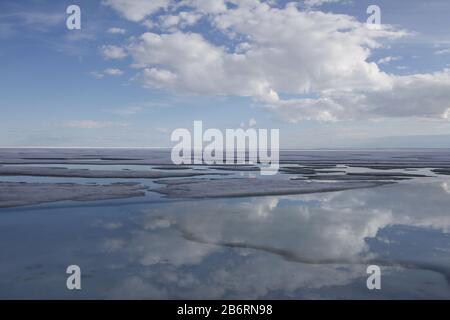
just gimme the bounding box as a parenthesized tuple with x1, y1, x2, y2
(91, 68, 124, 78)
(178, 0, 228, 14)
(272, 70, 450, 122)
(157, 11, 202, 31)
(103, 0, 450, 122)
(141, 20, 155, 29)
(139, 68, 178, 88)
(100, 44, 127, 59)
(102, 0, 171, 22)
(103, 68, 124, 76)
(107, 27, 126, 34)
(377, 56, 402, 64)
(127, 4, 402, 111)
(65, 120, 130, 129)
(361, 71, 450, 118)
(265, 97, 344, 123)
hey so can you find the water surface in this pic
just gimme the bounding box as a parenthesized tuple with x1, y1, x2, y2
(0, 149, 449, 299)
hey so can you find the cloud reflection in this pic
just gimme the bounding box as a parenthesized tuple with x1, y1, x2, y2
(101, 178, 450, 298)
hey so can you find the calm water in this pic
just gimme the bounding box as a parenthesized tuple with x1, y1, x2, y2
(1, 177, 450, 299)
(1, 149, 450, 299)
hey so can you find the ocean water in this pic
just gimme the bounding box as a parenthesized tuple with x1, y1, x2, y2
(0, 149, 450, 299)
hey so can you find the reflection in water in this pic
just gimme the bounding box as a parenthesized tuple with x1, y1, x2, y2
(1, 179, 450, 298)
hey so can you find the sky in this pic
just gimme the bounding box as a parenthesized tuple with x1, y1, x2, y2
(1, 0, 450, 148)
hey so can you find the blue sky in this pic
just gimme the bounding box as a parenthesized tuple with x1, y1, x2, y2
(1, 0, 450, 148)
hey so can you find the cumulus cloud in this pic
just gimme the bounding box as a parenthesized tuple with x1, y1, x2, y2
(178, 0, 228, 14)
(100, 44, 127, 59)
(157, 11, 202, 31)
(101, 0, 450, 122)
(102, 0, 171, 22)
